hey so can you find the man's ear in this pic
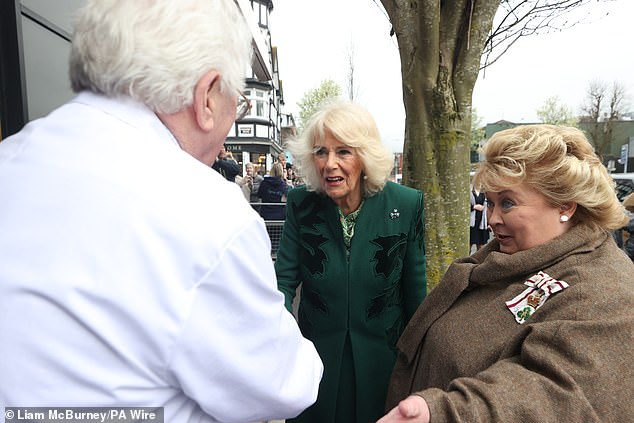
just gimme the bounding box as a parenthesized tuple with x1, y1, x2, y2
(193, 70, 222, 132)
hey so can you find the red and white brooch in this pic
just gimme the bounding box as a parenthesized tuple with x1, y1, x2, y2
(505, 271, 569, 324)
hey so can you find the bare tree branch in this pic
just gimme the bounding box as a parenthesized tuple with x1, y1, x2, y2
(481, 0, 615, 70)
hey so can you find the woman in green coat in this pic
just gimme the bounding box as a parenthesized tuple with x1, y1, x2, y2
(275, 101, 427, 423)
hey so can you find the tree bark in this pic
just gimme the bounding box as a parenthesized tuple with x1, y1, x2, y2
(381, 0, 498, 290)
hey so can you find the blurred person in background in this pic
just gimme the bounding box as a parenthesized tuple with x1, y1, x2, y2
(258, 162, 289, 221)
(237, 162, 263, 203)
(276, 101, 427, 423)
(380, 124, 634, 423)
(277, 152, 287, 169)
(0, 1, 322, 421)
(212, 143, 241, 182)
(257, 163, 288, 255)
(470, 183, 489, 251)
(284, 163, 295, 188)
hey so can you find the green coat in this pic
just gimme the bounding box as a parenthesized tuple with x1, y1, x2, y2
(275, 181, 426, 423)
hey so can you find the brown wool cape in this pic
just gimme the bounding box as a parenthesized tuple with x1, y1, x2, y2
(387, 224, 634, 423)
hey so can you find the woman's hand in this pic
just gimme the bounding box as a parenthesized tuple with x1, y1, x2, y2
(376, 395, 430, 423)
(473, 204, 484, 211)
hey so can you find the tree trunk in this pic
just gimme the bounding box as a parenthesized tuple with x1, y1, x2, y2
(381, 0, 498, 290)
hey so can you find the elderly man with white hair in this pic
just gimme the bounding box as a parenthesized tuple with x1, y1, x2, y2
(0, 1, 322, 422)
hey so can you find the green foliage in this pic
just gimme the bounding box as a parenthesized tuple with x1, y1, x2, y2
(297, 79, 341, 131)
(536, 96, 578, 126)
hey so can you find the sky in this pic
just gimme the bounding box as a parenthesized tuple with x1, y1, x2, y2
(269, 0, 634, 152)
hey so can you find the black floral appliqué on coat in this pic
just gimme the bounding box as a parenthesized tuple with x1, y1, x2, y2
(295, 196, 330, 277)
(385, 313, 404, 351)
(300, 232, 329, 276)
(302, 288, 329, 316)
(296, 196, 326, 230)
(371, 234, 407, 278)
(414, 199, 424, 249)
(366, 281, 402, 320)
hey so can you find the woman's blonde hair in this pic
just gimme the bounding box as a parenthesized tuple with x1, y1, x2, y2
(474, 124, 628, 231)
(270, 162, 284, 177)
(286, 101, 394, 196)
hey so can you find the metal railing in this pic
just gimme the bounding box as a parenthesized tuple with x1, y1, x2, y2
(250, 202, 285, 260)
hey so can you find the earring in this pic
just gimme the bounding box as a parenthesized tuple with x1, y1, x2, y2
(560, 215, 569, 223)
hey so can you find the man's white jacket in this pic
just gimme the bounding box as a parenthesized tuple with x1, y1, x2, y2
(0, 92, 322, 422)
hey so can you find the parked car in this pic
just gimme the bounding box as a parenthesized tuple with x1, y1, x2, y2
(612, 173, 634, 201)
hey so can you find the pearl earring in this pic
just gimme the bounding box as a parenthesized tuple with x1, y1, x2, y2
(560, 215, 569, 223)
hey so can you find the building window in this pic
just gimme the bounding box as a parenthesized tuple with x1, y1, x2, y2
(254, 89, 267, 118)
(257, 2, 269, 27)
(242, 88, 273, 119)
(256, 100, 266, 117)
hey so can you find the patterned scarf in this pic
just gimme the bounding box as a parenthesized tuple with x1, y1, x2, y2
(338, 201, 364, 248)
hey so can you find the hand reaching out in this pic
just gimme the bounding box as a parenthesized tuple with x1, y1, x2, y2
(376, 395, 430, 423)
